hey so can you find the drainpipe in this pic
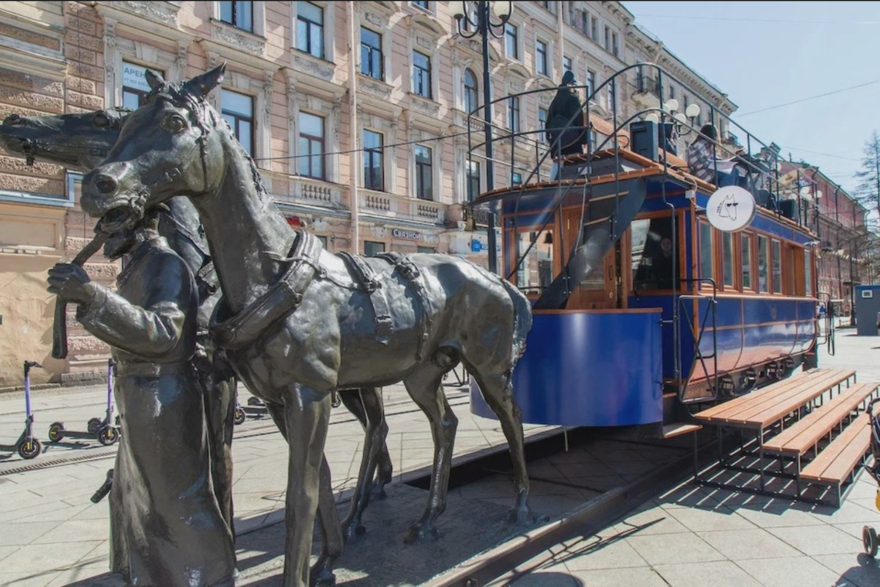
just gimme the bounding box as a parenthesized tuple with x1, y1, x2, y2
(557, 5, 564, 74)
(348, 2, 359, 254)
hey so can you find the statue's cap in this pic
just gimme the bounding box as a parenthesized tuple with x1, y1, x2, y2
(561, 71, 577, 86)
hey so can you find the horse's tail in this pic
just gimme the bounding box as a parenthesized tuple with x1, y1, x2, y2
(500, 278, 533, 368)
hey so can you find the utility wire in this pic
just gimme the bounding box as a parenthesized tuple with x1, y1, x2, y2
(634, 14, 880, 26)
(736, 79, 880, 117)
(777, 146, 863, 162)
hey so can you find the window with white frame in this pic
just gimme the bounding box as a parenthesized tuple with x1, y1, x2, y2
(220, 1, 253, 32)
(563, 56, 572, 75)
(505, 23, 518, 59)
(122, 62, 158, 110)
(412, 50, 432, 98)
(536, 40, 548, 77)
(298, 111, 325, 179)
(604, 25, 610, 52)
(364, 240, 385, 256)
(591, 14, 598, 40)
(221, 89, 255, 156)
(508, 96, 520, 133)
(296, 1, 324, 59)
(464, 68, 478, 113)
(361, 27, 383, 80)
(611, 31, 619, 57)
(415, 144, 433, 200)
(363, 129, 384, 191)
(412, 0, 429, 11)
(586, 69, 596, 97)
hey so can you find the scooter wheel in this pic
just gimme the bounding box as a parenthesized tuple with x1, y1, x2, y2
(87, 418, 102, 435)
(247, 397, 264, 407)
(18, 438, 42, 459)
(48, 422, 65, 443)
(234, 407, 246, 426)
(864, 526, 878, 557)
(98, 427, 120, 446)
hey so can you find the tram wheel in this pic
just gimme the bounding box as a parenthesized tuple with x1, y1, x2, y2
(863, 526, 878, 557)
(234, 407, 246, 426)
(48, 422, 66, 443)
(98, 427, 120, 446)
(17, 438, 42, 459)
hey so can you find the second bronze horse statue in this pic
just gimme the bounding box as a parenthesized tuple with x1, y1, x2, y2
(79, 65, 534, 587)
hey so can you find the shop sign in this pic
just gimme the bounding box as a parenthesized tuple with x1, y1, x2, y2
(392, 228, 420, 241)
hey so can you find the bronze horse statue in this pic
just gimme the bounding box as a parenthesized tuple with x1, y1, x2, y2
(0, 107, 396, 541)
(79, 65, 534, 587)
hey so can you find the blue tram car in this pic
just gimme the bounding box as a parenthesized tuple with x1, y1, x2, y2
(469, 66, 820, 435)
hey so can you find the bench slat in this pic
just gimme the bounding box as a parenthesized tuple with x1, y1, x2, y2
(800, 404, 879, 483)
(764, 383, 877, 455)
(711, 370, 855, 427)
(697, 369, 852, 424)
(694, 370, 817, 420)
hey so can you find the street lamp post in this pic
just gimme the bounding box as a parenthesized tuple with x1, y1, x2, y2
(454, 1, 514, 274)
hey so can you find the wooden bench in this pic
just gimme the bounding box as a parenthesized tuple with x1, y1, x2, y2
(764, 383, 878, 456)
(799, 402, 880, 505)
(694, 368, 855, 429)
(692, 368, 857, 496)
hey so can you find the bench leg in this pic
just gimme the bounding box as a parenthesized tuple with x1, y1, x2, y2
(795, 454, 802, 498)
(758, 429, 766, 492)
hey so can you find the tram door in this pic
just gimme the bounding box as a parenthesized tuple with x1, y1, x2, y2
(561, 208, 625, 310)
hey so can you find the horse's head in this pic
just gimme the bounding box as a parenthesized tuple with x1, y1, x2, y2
(81, 64, 228, 233)
(0, 108, 129, 172)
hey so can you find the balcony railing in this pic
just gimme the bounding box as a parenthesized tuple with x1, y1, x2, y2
(359, 189, 445, 225)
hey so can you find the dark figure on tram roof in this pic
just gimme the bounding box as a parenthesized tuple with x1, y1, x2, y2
(46, 209, 236, 587)
(547, 70, 591, 177)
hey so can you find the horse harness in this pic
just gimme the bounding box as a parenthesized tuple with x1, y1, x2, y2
(210, 231, 432, 362)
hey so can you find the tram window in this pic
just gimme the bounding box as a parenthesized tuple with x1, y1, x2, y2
(631, 217, 674, 290)
(741, 234, 753, 290)
(772, 240, 782, 294)
(785, 246, 796, 295)
(516, 230, 554, 294)
(805, 250, 813, 296)
(722, 232, 735, 289)
(757, 235, 769, 293)
(699, 222, 714, 284)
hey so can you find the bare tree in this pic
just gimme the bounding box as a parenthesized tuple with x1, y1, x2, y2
(854, 130, 880, 214)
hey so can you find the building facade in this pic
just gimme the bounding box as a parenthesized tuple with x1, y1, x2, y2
(0, 0, 740, 385)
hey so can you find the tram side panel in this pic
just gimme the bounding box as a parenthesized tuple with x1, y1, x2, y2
(470, 310, 664, 427)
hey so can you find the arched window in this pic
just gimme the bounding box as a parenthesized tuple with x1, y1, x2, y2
(464, 69, 478, 114)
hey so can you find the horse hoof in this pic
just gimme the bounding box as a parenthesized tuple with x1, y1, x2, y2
(508, 507, 540, 527)
(371, 486, 388, 501)
(343, 523, 367, 542)
(309, 569, 336, 587)
(404, 524, 439, 544)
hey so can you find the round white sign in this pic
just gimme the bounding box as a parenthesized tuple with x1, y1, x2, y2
(705, 186, 757, 232)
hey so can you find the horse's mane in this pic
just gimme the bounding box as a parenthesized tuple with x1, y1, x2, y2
(148, 81, 269, 200)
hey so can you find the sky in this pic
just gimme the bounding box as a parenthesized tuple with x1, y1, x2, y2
(623, 1, 880, 197)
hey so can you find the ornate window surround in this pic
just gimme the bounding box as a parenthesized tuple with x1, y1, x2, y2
(208, 1, 267, 57)
(357, 111, 398, 195)
(290, 1, 337, 64)
(286, 69, 342, 184)
(407, 127, 442, 204)
(358, 7, 394, 86)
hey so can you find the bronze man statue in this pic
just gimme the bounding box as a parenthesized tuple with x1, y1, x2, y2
(546, 70, 590, 177)
(46, 209, 236, 586)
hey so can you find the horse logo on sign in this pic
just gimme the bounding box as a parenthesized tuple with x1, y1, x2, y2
(706, 186, 756, 232)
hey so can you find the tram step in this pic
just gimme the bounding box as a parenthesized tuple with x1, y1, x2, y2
(799, 404, 878, 484)
(661, 423, 702, 439)
(764, 382, 879, 456)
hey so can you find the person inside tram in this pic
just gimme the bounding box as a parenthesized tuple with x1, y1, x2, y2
(546, 70, 590, 179)
(687, 124, 747, 188)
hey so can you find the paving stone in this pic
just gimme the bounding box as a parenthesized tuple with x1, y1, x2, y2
(666, 503, 757, 532)
(697, 528, 801, 560)
(0, 521, 57, 546)
(654, 560, 763, 587)
(812, 553, 880, 587)
(768, 524, 864, 556)
(733, 556, 841, 587)
(561, 566, 666, 587)
(627, 531, 724, 565)
(557, 535, 648, 571)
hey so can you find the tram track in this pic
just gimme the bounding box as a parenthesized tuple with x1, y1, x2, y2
(0, 393, 472, 476)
